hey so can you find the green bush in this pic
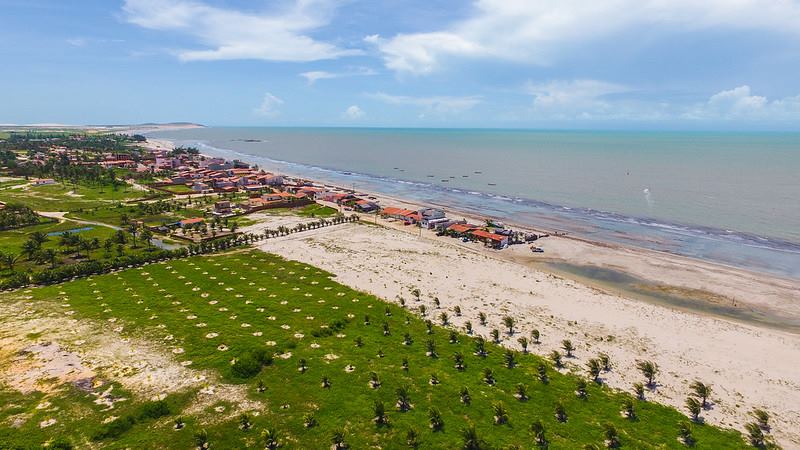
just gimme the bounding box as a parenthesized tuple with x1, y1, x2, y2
(92, 415, 136, 441)
(231, 354, 263, 378)
(139, 400, 170, 420)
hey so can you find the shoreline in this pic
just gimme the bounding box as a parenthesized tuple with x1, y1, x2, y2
(143, 135, 800, 334)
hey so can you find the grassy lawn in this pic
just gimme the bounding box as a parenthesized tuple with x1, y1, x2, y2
(0, 219, 114, 254)
(295, 203, 338, 218)
(161, 184, 196, 194)
(0, 182, 146, 211)
(0, 250, 746, 449)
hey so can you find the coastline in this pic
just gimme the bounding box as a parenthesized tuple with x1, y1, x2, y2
(144, 136, 800, 446)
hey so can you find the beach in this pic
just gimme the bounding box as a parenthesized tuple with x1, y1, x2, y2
(146, 134, 800, 447)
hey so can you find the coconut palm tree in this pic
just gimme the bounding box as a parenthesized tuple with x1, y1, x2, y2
(402, 358, 409, 371)
(384, 306, 392, 316)
(425, 320, 434, 334)
(460, 386, 471, 405)
(303, 413, 317, 428)
(530, 420, 547, 447)
(517, 336, 529, 353)
(419, 305, 427, 316)
(440, 312, 449, 325)
(383, 322, 390, 336)
(482, 367, 495, 385)
(531, 329, 540, 344)
(515, 383, 528, 401)
(426, 339, 438, 358)
(331, 428, 348, 450)
(745, 422, 765, 448)
(369, 372, 381, 389)
(399, 297, 406, 308)
(752, 408, 770, 430)
(396, 386, 412, 411)
(587, 358, 602, 383)
(433, 297, 441, 308)
(689, 381, 712, 408)
(604, 423, 621, 448)
(686, 397, 702, 422)
(633, 382, 645, 400)
(364, 314, 370, 325)
(429, 373, 440, 385)
(621, 398, 636, 420)
(549, 350, 563, 368)
(453, 351, 465, 371)
(561, 340, 575, 357)
(598, 353, 611, 371)
(575, 379, 588, 399)
(406, 428, 420, 448)
(465, 321, 473, 335)
(257, 380, 266, 393)
(410, 287, 421, 302)
(478, 312, 487, 325)
(239, 413, 252, 430)
(677, 421, 694, 446)
(493, 402, 509, 425)
(374, 400, 389, 426)
(474, 337, 488, 357)
(554, 401, 567, 422)
(429, 407, 444, 431)
(491, 329, 500, 343)
(637, 360, 659, 387)
(403, 332, 413, 346)
(461, 425, 488, 450)
(537, 364, 549, 384)
(449, 330, 459, 344)
(503, 316, 515, 335)
(321, 375, 331, 388)
(454, 305, 462, 316)
(504, 349, 516, 368)
(354, 336, 364, 347)
(194, 429, 210, 449)
(298, 358, 307, 373)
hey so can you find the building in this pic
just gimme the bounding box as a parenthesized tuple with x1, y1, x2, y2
(31, 178, 56, 186)
(446, 223, 479, 236)
(179, 217, 205, 228)
(470, 229, 509, 249)
(214, 201, 233, 215)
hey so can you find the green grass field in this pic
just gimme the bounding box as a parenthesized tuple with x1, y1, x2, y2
(295, 203, 338, 218)
(0, 182, 146, 211)
(0, 250, 747, 449)
(0, 219, 115, 254)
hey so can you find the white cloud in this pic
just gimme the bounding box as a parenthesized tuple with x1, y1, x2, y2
(685, 85, 800, 120)
(343, 105, 365, 119)
(254, 92, 284, 117)
(369, 92, 482, 114)
(299, 67, 377, 85)
(123, 0, 361, 62)
(526, 79, 630, 118)
(371, 0, 800, 74)
(66, 38, 88, 47)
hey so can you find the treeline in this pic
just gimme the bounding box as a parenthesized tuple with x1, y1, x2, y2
(0, 204, 43, 230)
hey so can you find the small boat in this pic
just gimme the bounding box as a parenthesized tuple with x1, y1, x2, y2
(474, 171, 482, 174)
(427, 175, 435, 177)
(343, 172, 352, 175)
(488, 183, 497, 186)
(441, 180, 449, 182)
(462, 175, 469, 177)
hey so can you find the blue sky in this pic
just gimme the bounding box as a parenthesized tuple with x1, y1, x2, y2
(2, 0, 800, 129)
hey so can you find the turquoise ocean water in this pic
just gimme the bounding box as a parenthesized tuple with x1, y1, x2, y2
(150, 128, 800, 279)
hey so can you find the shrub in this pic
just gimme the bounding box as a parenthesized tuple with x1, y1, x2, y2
(231, 354, 263, 379)
(139, 400, 170, 420)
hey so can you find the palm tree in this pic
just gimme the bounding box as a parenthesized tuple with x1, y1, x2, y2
(383, 322, 390, 336)
(549, 350, 563, 368)
(303, 413, 317, 428)
(449, 330, 459, 344)
(517, 336, 529, 353)
(429, 373, 440, 385)
(637, 360, 659, 387)
(587, 358, 602, 383)
(433, 297, 440, 308)
(575, 379, 588, 399)
(515, 383, 528, 401)
(354, 336, 364, 347)
(503, 315, 515, 335)
(491, 329, 500, 343)
(374, 400, 388, 426)
(621, 398, 636, 420)
(257, 380, 266, 392)
(364, 314, 370, 325)
(425, 320, 434, 334)
(40, 248, 58, 268)
(194, 429, 210, 449)
(174, 416, 185, 430)
(537, 364, 549, 384)
(465, 321, 473, 335)
(504, 349, 516, 368)
(396, 386, 412, 412)
(598, 353, 611, 371)
(297, 358, 307, 373)
(633, 382, 645, 400)
(474, 337, 487, 357)
(460, 386, 471, 405)
(453, 351, 465, 371)
(419, 305, 427, 316)
(426, 339, 438, 358)
(402, 358, 409, 371)
(369, 371, 381, 389)
(453, 305, 462, 316)
(141, 228, 154, 248)
(677, 421, 694, 446)
(482, 367, 495, 385)
(385, 306, 392, 316)
(604, 423, 621, 448)
(686, 397, 702, 422)
(321, 375, 331, 388)
(331, 428, 348, 450)
(239, 413, 252, 430)
(403, 332, 413, 346)
(561, 339, 575, 357)
(530, 420, 547, 447)
(127, 223, 139, 248)
(410, 287, 421, 302)
(406, 428, 420, 448)
(531, 329, 540, 344)
(493, 402, 508, 425)
(0, 252, 20, 271)
(429, 407, 444, 431)
(478, 312, 487, 325)
(461, 425, 487, 450)
(689, 381, 712, 408)
(745, 422, 765, 448)
(440, 312, 449, 325)
(752, 408, 770, 430)
(554, 401, 567, 422)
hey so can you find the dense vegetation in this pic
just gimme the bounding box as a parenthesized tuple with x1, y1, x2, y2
(0, 204, 44, 230)
(0, 251, 750, 449)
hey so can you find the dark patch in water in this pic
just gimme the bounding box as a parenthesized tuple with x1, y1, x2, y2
(542, 261, 800, 333)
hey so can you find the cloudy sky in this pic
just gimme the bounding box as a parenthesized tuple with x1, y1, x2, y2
(2, 0, 800, 129)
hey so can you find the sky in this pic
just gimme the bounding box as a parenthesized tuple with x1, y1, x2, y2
(2, 0, 800, 129)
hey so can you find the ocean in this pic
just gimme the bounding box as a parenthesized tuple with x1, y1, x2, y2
(149, 127, 800, 279)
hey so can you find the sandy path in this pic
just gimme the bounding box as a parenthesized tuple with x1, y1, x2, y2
(257, 222, 800, 448)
